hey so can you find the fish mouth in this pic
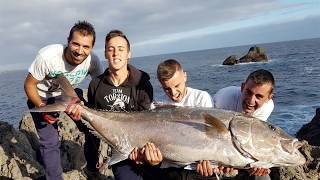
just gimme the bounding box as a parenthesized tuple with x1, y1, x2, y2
(277, 139, 306, 166)
(280, 138, 304, 154)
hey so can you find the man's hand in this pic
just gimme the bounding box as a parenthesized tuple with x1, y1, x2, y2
(65, 97, 82, 120)
(65, 104, 82, 120)
(129, 142, 163, 166)
(196, 160, 237, 177)
(196, 160, 213, 176)
(143, 142, 163, 166)
(248, 167, 270, 176)
(129, 147, 144, 165)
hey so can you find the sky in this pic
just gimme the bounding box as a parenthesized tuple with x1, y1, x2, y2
(0, 0, 319, 70)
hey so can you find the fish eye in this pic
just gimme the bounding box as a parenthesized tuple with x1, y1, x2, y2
(268, 124, 276, 131)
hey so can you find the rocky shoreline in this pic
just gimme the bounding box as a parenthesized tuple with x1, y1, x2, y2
(1, 109, 320, 179)
(0, 113, 113, 180)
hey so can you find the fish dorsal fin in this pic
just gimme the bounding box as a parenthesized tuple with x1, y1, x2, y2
(202, 113, 228, 134)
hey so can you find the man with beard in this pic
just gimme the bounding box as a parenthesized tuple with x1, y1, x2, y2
(213, 69, 274, 122)
(24, 21, 102, 180)
(197, 69, 274, 180)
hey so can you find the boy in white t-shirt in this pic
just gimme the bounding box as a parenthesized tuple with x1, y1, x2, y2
(24, 21, 102, 180)
(129, 59, 216, 179)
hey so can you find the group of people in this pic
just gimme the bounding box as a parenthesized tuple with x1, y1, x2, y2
(24, 21, 275, 180)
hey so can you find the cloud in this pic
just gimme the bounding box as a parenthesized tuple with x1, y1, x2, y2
(0, 0, 319, 67)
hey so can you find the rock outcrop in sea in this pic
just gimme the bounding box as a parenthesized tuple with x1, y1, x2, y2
(223, 46, 268, 65)
(1, 108, 320, 179)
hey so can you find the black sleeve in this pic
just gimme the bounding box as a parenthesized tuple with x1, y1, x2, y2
(87, 78, 99, 108)
(137, 79, 153, 111)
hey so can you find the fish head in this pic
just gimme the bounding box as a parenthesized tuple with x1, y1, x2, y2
(230, 115, 306, 167)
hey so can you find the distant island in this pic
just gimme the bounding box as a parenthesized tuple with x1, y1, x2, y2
(223, 46, 268, 65)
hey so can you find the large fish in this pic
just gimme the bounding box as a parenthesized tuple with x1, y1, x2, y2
(31, 75, 306, 169)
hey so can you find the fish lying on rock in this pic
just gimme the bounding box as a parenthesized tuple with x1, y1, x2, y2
(30, 75, 306, 169)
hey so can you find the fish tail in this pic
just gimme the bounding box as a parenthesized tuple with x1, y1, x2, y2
(29, 74, 80, 113)
(29, 95, 78, 112)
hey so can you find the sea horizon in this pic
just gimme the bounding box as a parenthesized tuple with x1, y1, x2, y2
(1, 37, 319, 73)
(0, 37, 319, 137)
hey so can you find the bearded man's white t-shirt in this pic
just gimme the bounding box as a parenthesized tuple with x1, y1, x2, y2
(28, 44, 102, 99)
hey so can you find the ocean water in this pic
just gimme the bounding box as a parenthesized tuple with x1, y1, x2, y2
(0, 38, 319, 136)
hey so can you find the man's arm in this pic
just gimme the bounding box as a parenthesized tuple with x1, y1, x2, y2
(24, 73, 60, 124)
(24, 73, 43, 107)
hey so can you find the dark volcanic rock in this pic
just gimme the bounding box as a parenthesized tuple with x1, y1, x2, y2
(0, 113, 113, 179)
(223, 46, 268, 65)
(19, 113, 114, 179)
(223, 55, 239, 65)
(239, 46, 268, 63)
(296, 108, 320, 145)
(0, 121, 44, 179)
(278, 141, 320, 180)
(280, 108, 320, 180)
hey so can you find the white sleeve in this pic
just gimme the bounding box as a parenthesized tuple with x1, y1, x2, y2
(213, 86, 240, 111)
(252, 99, 274, 121)
(89, 54, 103, 78)
(199, 91, 213, 108)
(28, 53, 49, 81)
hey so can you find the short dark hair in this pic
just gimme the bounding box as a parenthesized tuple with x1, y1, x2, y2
(105, 30, 130, 50)
(157, 59, 183, 82)
(246, 69, 275, 93)
(67, 21, 96, 46)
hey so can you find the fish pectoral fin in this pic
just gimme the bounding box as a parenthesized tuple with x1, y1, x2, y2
(108, 151, 129, 165)
(202, 113, 229, 135)
(86, 122, 124, 156)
